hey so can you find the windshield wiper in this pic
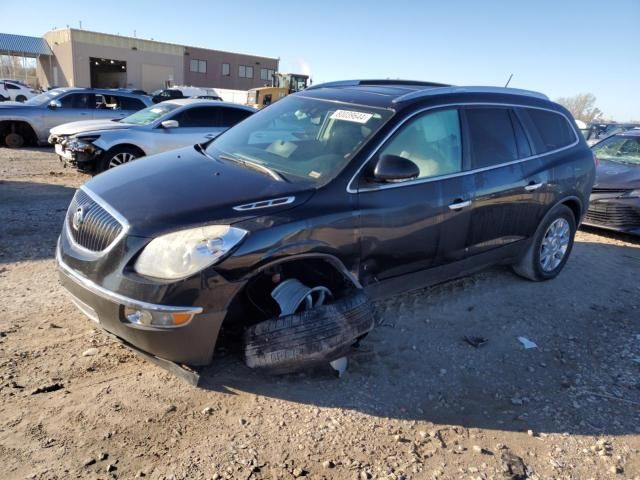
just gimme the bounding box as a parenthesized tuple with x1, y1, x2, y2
(219, 154, 286, 182)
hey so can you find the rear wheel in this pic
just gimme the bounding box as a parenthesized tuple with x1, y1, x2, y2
(4, 132, 24, 148)
(512, 204, 576, 281)
(98, 146, 142, 173)
(15, 95, 27, 103)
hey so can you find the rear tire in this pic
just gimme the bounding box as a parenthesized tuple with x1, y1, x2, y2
(15, 95, 27, 103)
(98, 145, 142, 173)
(4, 132, 24, 148)
(244, 290, 375, 374)
(512, 204, 576, 281)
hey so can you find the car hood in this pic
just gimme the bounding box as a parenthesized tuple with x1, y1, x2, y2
(0, 103, 37, 111)
(50, 119, 135, 136)
(594, 159, 640, 190)
(84, 145, 314, 237)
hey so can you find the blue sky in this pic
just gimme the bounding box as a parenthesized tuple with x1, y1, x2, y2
(1, 0, 638, 120)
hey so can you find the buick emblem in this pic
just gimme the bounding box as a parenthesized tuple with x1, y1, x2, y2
(72, 206, 87, 231)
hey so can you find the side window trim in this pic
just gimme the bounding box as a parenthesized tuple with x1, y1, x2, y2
(508, 109, 533, 159)
(348, 102, 580, 194)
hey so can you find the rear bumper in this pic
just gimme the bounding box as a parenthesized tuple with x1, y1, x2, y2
(56, 245, 225, 366)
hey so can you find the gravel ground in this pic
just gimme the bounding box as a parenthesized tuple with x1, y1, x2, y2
(1, 147, 639, 480)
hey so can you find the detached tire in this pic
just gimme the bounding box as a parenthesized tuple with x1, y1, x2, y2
(512, 204, 576, 281)
(244, 290, 375, 373)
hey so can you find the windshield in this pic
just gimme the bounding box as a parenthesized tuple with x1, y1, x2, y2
(206, 96, 393, 184)
(593, 135, 640, 165)
(120, 103, 179, 125)
(24, 90, 63, 106)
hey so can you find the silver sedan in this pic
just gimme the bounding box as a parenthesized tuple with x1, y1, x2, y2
(49, 99, 256, 173)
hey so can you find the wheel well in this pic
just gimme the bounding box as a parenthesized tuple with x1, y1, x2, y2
(220, 257, 359, 343)
(0, 120, 37, 146)
(561, 198, 582, 224)
(105, 143, 146, 157)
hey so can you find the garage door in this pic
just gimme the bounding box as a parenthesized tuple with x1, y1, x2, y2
(141, 64, 175, 93)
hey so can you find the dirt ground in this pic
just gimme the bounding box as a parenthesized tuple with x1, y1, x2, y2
(1, 147, 639, 480)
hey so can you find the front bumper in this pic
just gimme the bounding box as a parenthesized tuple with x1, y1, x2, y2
(583, 195, 640, 235)
(56, 245, 226, 365)
(51, 139, 100, 171)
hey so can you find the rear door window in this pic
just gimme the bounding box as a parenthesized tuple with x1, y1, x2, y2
(517, 108, 577, 153)
(219, 107, 253, 127)
(465, 108, 519, 168)
(118, 96, 146, 110)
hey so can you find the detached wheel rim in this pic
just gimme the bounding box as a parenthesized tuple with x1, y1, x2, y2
(271, 278, 332, 316)
(539, 218, 570, 272)
(108, 152, 136, 168)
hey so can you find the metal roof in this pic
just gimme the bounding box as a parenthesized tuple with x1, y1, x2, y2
(0, 33, 52, 56)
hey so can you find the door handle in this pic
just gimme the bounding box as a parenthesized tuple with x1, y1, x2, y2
(524, 182, 544, 191)
(204, 133, 216, 139)
(448, 199, 472, 210)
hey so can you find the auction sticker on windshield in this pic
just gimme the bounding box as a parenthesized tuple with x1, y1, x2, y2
(330, 110, 373, 124)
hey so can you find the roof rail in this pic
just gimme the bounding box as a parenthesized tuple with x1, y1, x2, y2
(394, 86, 549, 103)
(306, 79, 451, 91)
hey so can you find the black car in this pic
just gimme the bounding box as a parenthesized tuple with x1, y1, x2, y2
(56, 80, 595, 374)
(151, 88, 187, 103)
(585, 122, 640, 146)
(584, 129, 640, 234)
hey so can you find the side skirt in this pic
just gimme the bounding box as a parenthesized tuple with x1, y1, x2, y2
(364, 240, 529, 301)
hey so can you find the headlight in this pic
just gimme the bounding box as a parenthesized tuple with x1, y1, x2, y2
(627, 189, 640, 198)
(66, 136, 100, 153)
(134, 225, 247, 280)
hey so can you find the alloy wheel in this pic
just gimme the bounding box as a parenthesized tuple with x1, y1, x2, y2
(539, 218, 570, 272)
(108, 152, 136, 168)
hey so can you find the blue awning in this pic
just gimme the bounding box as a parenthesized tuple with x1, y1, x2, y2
(0, 33, 52, 56)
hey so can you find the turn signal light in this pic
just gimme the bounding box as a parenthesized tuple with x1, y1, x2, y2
(124, 307, 195, 328)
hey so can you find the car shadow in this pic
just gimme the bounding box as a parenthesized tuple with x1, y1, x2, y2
(198, 238, 640, 437)
(0, 180, 75, 264)
(580, 224, 640, 245)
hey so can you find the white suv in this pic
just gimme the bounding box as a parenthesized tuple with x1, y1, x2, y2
(0, 80, 38, 102)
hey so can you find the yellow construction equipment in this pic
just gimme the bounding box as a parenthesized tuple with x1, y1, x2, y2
(247, 73, 309, 109)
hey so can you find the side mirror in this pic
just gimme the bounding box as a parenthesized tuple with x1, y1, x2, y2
(373, 154, 420, 183)
(48, 100, 61, 109)
(161, 119, 179, 129)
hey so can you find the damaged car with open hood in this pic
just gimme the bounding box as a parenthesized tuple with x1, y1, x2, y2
(56, 80, 594, 378)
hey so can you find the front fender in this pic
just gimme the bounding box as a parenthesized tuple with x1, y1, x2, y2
(93, 134, 148, 156)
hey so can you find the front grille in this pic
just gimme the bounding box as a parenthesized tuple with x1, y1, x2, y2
(591, 187, 629, 195)
(585, 202, 640, 229)
(66, 189, 124, 253)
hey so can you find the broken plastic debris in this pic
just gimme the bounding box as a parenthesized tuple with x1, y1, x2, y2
(517, 336, 538, 349)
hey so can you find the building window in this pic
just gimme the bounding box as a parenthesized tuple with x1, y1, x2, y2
(190, 59, 207, 73)
(222, 63, 230, 76)
(239, 65, 254, 78)
(260, 68, 275, 81)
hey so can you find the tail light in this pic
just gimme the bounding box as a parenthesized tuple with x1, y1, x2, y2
(592, 152, 600, 168)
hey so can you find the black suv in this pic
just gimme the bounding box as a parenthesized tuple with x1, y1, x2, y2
(57, 80, 595, 374)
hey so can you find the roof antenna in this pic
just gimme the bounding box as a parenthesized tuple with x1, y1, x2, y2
(504, 73, 514, 88)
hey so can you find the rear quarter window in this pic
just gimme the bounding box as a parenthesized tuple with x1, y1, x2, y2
(517, 108, 577, 153)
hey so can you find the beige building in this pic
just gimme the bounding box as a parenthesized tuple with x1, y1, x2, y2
(35, 28, 278, 92)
